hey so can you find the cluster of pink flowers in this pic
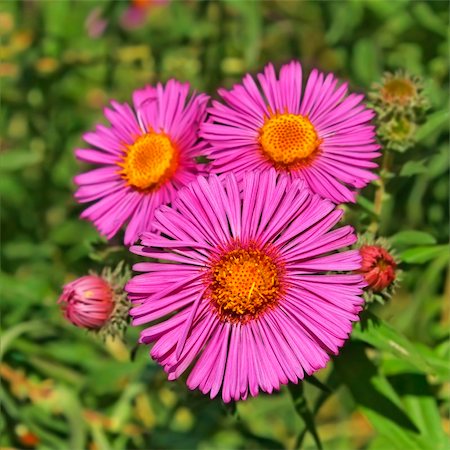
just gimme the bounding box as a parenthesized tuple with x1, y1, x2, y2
(60, 61, 396, 402)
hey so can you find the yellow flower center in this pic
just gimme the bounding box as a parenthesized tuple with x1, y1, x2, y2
(259, 113, 320, 169)
(208, 244, 284, 323)
(119, 132, 178, 191)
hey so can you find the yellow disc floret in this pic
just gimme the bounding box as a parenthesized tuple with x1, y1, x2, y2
(259, 113, 320, 169)
(119, 132, 178, 191)
(208, 244, 284, 323)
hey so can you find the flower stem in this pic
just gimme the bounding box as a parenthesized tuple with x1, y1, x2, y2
(369, 151, 393, 234)
(288, 383, 323, 450)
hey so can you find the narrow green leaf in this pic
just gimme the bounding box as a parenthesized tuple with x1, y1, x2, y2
(389, 373, 447, 449)
(0, 321, 47, 358)
(61, 389, 87, 450)
(110, 383, 143, 433)
(356, 195, 375, 214)
(28, 355, 85, 388)
(390, 230, 437, 246)
(400, 160, 428, 177)
(353, 313, 435, 377)
(0, 150, 43, 171)
(411, 343, 450, 382)
(352, 38, 381, 86)
(415, 110, 449, 143)
(412, 3, 448, 37)
(334, 342, 430, 450)
(21, 407, 68, 449)
(91, 424, 112, 450)
(400, 245, 449, 264)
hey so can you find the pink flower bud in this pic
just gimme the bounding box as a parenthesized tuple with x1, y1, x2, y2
(358, 245, 397, 292)
(58, 275, 114, 329)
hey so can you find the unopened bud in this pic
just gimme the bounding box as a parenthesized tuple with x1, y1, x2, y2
(58, 275, 113, 329)
(358, 245, 397, 293)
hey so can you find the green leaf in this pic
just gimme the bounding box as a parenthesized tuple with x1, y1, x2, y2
(50, 220, 99, 246)
(110, 383, 144, 433)
(0, 150, 43, 171)
(334, 342, 432, 450)
(411, 343, 450, 382)
(352, 38, 381, 86)
(356, 195, 375, 214)
(400, 160, 428, 177)
(412, 3, 448, 37)
(389, 373, 448, 449)
(390, 230, 437, 247)
(353, 313, 440, 378)
(415, 110, 449, 143)
(325, 2, 363, 45)
(0, 321, 48, 358)
(90, 424, 112, 450)
(400, 245, 449, 264)
(57, 387, 88, 450)
(231, 1, 262, 67)
(21, 406, 68, 449)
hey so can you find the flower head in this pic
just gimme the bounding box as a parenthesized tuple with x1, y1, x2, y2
(59, 275, 113, 329)
(370, 71, 428, 118)
(58, 264, 131, 338)
(201, 61, 380, 204)
(74, 80, 208, 245)
(358, 245, 397, 293)
(126, 170, 365, 402)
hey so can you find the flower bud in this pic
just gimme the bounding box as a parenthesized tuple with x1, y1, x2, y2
(58, 275, 114, 329)
(358, 245, 397, 292)
(369, 71, 429, 153)
(369, 71, 428, 119)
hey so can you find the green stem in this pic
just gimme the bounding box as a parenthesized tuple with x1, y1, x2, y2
(369, 151, 393, 234)
(288, 383, 323, 450)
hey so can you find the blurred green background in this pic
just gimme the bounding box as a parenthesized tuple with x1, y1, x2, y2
(1, 1, 449, 449)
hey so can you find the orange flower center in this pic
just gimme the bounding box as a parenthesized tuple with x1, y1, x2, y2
(382, 78, 415, 104)
(208, 244, 284, 323)
(119, 132, 178, 191)
(259, 113, 320, 169)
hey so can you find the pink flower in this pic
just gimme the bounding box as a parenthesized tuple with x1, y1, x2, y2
(58, 275, 113, 329)
(120, 0, 169, 30)
(85, 7, 108, 39)
(201, 61, 380, 204)
(126, 170, 365, 402)
(358, 245, 397, 292)
(74, 80, 209, 245)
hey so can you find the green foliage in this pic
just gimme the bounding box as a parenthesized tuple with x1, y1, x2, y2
(1, 1, 448, 449)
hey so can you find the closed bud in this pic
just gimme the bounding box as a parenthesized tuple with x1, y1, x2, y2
(358, 245, 397, 293)
(58, 275, 114, 329)
(58, 263, 131, 339)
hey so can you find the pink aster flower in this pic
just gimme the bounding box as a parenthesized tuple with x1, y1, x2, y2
(58, 275, 113, 329)
(126, 170, 366, 402)
(201, 61, 380, 203)
(74, 80, 208, 245)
